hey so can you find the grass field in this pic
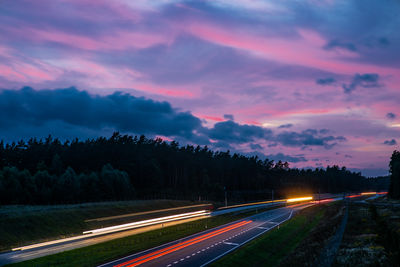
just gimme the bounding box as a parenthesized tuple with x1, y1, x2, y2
(211, 205, 328, 267)
(0, 199, 199, 252)
(5, 206, 273, 267)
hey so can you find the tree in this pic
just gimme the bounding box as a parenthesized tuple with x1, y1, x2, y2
(389, 150, 400, 199)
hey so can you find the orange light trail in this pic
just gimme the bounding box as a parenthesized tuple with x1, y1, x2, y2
(286, 196, 313, 203)
(115, 220, 252, 267)
(313, 198, 334, 204)
(346, 194, 361, 198)
(361, 192, 376, 195)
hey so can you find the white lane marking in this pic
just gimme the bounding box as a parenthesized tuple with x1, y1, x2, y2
(167, 264, 172, 267)
(200, 207, 302, 267)
(174, 261, 178, 264)
(192, 253, 196, 256)
(223, 242, 239, 246)
(180, 258, 184, 261)
(257, 227, 270, 230)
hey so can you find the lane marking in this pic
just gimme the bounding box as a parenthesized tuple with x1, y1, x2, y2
(117, 220, 252, 267)
(200, 208, 299, 267)
(223, 242, 239, 246)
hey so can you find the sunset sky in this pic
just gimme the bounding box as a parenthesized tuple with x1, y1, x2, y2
(1, 0, 399, 176)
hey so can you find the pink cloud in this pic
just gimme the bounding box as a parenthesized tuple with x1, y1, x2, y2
(4, 26, 173, 52)
(184, 22, 400, 77)
(196, 114, 225, 122)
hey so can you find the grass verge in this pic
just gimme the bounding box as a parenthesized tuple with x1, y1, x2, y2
(211, 205, 325, 267)
(5, 207, 273, 267)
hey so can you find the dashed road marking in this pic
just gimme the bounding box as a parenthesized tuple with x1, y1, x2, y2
(223, 241, 239, 246)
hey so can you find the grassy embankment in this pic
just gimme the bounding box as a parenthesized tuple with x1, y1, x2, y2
(334, 198, 400, 266)
(212, 202, 344, 267)
(0, 199, 202, 252)
(6, 206, 274, 267)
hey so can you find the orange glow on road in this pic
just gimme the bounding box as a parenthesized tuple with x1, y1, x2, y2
(286, 196, 313, 203)
(115, 220, 252, 267)
(313, 198, 334, 204)
(346, 194, 361, 198)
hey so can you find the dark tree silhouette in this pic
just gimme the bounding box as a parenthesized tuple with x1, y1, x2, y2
(389, 150, 400, 199)
(0, 132, 388, 205)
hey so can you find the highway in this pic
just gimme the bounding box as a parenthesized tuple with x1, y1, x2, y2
(0, 194, 364, 266)
(0, 202, 286, 266)
(99, 203, 313, 267)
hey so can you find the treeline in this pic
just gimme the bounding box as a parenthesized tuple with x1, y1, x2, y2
(0, 164, 134, 204)
(389, 150, 400, 199)
(0, 132, 387, 204)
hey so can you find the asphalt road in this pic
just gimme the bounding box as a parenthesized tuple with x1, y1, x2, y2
(99, 203, 314, 267)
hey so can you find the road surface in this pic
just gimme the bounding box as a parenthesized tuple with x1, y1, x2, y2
(99, 203, 314, 267)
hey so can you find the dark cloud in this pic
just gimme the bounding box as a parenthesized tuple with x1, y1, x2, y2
(386, 112, 396, 120)
(383, 139, 397, 146)
(345, 154, 353, 158)
(378, 37, 390, 46)
(324, 39, 357, 52)
(316, 77, 336, 85)
(278, 123, 293, 129)
(342, 73, 380, 94)
(319, 129, 330, 134)
(223, 114, 234, 120)
(276, 129, 346, 149)
(266, 153, 307, 163)
(0, 87, 202, 139)
(204, 120, 272, 144)
(0, 87, 349, 153)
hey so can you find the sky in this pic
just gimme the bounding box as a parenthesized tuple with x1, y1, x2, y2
(0, 0, 399, 177)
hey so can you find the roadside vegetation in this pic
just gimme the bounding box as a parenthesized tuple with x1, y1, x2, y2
(212, 203, 344, 267)
(5, 206, 275, 267)
(0, 199, 200, 252)
(334, 200, 400, 266)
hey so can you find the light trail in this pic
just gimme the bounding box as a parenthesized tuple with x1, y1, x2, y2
(86, 204, 213, 223)
(313, 198, 334, 204)
(217, 199, 284, 210)
(346, 194, 361, 198)
(361, 192, 376, 195)
(286, 196, 313, 203)
(115, 220, 253, 267)
(84, 210, 210, 235)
